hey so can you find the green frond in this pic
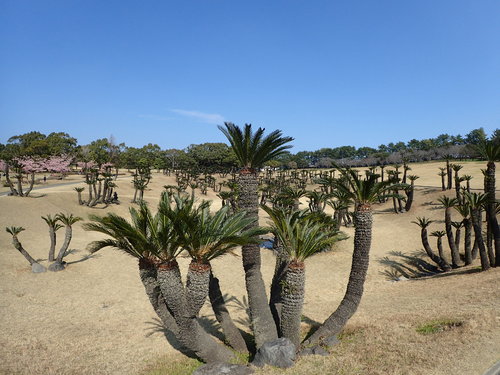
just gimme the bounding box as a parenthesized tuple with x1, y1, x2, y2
(412, 217, 433, 228)
(6, 226, 25, 236)
(218, 122, 293, 169)
(56, 213, 83, 226)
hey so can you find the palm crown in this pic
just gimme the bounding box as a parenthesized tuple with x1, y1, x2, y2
(218, 122, 293, 169)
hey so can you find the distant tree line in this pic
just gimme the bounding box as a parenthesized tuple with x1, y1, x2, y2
(1, 127, 498, 173)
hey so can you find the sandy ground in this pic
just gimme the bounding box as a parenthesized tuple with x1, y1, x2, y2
(0, 161, 499, 375)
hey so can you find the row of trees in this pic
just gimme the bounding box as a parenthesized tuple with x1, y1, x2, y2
(1, 128, 498, 176)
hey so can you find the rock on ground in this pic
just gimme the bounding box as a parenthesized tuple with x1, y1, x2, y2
(193, 362, 254, 375)
(251, 338, 296, 368)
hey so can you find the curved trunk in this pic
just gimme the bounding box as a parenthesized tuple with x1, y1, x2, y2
(471, 209, 490, 271)
(24, 172, 36, 196)
(209, 272, 248, 353)
(405, 186, 414, 212)
(303, 205, 373, 347)
(5, 165, 19, 196)
(485, 161, 499, 267)
(186, 260, 211, 316)
(463, 219, 473, 265)
(421, 228, 451, 271)
(11, 235, 37, 265)
(138, 258, 179, 337)
(238, 170, 278, 348)
(55, 226, 72, 263)
(280, 261, 305, 349)
(48, 227, 57, 262)
(269, 239, 289, 331)
(157, 260, 235, 363)
(444, 208, 461, 268)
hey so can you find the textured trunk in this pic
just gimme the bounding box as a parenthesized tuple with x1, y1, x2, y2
(4, 166, 19, 196)
(48, 227, 57, 262)
(463, 219, 473, 265)
(269, 239, 289, 332)
(132, 188, 138, 203)
(156, 261, 235, 363)
(55, 226, 72, 262)
(186, 261, 211, 316)
(86, 183, 93, 206)
(471, 209, 490, 271)
(77, 191, 83, 205)
(444, 208, 461, 268)
(454, 228, 461, 253)
(485, 161, 499, 267)
(436, 237, 446, 262)
(441, 174, 446, 191)
(420, 227, 451, 271)
(208, 272, 248, 353)
(16, 174, 24, 196)
(447, 161, 452, 190)
(138, 258, 179, 337)
(280, 261, 305, 349)
(405, 185, 414, 212)
(24, 172, 36, 196)
(303, 205, 373, 347)
(238, 170, 278, 348)
(12, 235, 37, 265)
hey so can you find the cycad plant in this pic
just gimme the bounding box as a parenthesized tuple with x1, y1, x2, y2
(475, 140, 500, 267)
(218, 122, 293, 348)
(49, 213, 82, 271)
(412, 217, 451, 272)
(5, 226, 46, 273)
(464, 192, 491, 271)
(437, 196, 461, 268)
(263, 206, 338, 348)
(41, 214, 63, 262)
(303, 167, 398, 348)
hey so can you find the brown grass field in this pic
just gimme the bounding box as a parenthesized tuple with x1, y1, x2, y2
(0, 160, 499, 375)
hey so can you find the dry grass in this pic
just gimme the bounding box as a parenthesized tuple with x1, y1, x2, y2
(0, 161, 499, 375)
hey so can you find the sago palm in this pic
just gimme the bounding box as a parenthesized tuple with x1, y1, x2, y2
(303, 168, 397, 348)
(41, 214, 63, 262)
(464, 192, 491, 271)
(218, 122, 293, 348)
(412, 217, 451, 272)
(263, 205, 338, 348)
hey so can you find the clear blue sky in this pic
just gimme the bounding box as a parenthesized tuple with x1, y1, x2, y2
(1, 0, 499, 152)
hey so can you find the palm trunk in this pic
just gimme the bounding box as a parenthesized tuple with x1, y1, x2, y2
(436, 237, 446, 262)
(4, 165, 19, 196)
(405, 185, 414, 212)
(444, 208, 461, 268)
(303, 204, 373, 347)
(11, 235, 37, 265)
(208, 272, 248, 353)
(186, 260, 211, 316)
(269, 239, 289, 332)
(138, 258, 179, 337)
(238, 170, 278, 348)
(157, 260, 235, 363)
(55, 226, 72, 263)
(447, 161, 452, 190)
(280, 261, 305, 349)
(454, 227, 461, 253)
(463, 218, 473, 265)
(485, 161, 499, 267)
(16, 174, 24, 196)
(24, 172, 36, 196)
(421, 228, 451, 271)
(48, 227, 57, 262)
(471, 209, 490, 271)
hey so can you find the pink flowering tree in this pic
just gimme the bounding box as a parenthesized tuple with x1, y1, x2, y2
(2, 155, 73, 197)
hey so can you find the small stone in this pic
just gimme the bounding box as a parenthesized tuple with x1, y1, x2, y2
(31, 263, 47, 273)
(193, 362, 254, 375)
(252, 338, 296, 368)
(48, 262, 65, 272)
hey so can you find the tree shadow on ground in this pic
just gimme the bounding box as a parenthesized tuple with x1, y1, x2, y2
(378, 250, 441, 280)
